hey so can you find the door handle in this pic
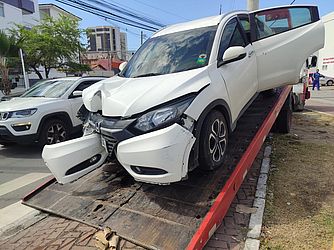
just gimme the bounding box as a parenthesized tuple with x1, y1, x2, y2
(248, 50, 255, 58)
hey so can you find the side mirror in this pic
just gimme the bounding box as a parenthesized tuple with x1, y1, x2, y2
(72, 90, 83, 98)
(119, 61, 127, 71)
(220, 46, 247, 66)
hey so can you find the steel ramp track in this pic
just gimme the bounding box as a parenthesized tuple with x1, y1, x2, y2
(22, 89, 283, 250)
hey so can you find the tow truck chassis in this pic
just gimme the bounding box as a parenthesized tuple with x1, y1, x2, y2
(22, 86, 292, 250)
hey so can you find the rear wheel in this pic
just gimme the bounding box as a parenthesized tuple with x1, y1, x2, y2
(199, 110, 228, 170)
(327, 80, 333, 86)
(273, 93, 292, 134)
(39, 119, 70, 146)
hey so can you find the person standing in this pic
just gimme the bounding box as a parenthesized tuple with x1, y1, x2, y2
(312, 69, 321, 91)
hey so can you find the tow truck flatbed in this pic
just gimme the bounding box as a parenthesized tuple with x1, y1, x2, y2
(22, 86, 292, 250)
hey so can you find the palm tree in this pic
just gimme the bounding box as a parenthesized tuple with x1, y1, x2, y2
(0, 31, 19, 95)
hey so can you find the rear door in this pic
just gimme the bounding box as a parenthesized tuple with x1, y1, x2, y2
(250, 6, 324, 91)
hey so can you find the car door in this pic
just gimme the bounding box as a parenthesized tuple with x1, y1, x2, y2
(69, 80, 101, 126)
(217, 16, 258, 122)
(250, 6, 324, 91)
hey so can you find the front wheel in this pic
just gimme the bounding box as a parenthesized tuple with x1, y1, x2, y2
(39, 119, 69, 146)
(199, 110, 229, 170)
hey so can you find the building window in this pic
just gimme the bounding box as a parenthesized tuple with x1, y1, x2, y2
(0, 2, 5, 17)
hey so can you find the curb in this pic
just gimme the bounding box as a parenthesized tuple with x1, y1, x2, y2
(244, 145, 272, 250)
(304, 108, 334, 117)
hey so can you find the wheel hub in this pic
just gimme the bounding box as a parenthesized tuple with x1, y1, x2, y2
(208, 118, 227, 163)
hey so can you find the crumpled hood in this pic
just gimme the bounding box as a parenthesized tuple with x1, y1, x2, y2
(0, 97, 60, 112)
(83, 68, 210, 117)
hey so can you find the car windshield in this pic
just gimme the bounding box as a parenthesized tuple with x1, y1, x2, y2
(121, 25, 217, 78)
(21, 79, 76, 98)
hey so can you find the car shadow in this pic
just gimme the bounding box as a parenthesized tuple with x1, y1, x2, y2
(0, 144, 43, 159)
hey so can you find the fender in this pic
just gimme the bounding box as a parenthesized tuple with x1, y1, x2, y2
(188, 99, 233, 171)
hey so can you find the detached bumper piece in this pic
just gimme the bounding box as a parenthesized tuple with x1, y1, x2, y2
(42, 133, 108, 184)
(116, 123, 195, 184)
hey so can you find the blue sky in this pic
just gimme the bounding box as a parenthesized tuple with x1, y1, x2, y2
(39, 0, 334, 50)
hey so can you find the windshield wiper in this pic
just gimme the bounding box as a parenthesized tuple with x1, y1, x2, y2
(133, 73, 162, 78)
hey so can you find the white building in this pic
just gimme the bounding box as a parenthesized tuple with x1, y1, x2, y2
(87, 26, 128, 61)
(0, 0, 40, 31)
(317, 12, 334, 77)
(39, 3, 81, 21)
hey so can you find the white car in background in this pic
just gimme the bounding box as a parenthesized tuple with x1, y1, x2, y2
(0, 77, 105, 146)
(320, 75, 334, 86)
(43, 5, 324, 185)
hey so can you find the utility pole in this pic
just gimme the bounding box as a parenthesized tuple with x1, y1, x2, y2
(219, 4, 222, 15)
(247, 0, 259, 11)
(19, 48, 29, 90)
(140, 31, 144, 45)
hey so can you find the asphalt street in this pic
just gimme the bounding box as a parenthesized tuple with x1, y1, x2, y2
(306, 85, 334, 115)
(0, 144, 50, 210)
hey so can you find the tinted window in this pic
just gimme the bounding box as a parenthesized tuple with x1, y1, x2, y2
(121, 26, 217, 78)
(74, 80, 99, 91)
(218, 18, 246, 60)
(254, 7, 312, 39)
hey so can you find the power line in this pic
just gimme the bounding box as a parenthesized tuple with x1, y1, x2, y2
(87, 0, 165, 27)
(56, 0, 160, 31)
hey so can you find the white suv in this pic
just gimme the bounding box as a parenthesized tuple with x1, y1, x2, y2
(0, 77, 105, 146)
(43, 5, 324, 185)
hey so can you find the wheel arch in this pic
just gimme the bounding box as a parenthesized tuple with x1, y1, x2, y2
(188, 99, 232, 171)
(37, 112, 73, 136)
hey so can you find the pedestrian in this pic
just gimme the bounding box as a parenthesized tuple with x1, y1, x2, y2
(312, 69, 321, 91)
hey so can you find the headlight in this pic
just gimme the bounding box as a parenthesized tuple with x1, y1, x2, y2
(134, 96, 195, 132)
(9, 108, 37, 118)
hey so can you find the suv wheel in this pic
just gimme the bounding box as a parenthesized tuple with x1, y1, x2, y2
(199, 110, 228, 170)
(39, 119, 69, 146)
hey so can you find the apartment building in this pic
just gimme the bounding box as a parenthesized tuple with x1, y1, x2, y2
(0, 0, 40, 31)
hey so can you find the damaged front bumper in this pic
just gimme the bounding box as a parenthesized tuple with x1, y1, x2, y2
(42, 133, 108, 184)
(42, 122, 195, 185)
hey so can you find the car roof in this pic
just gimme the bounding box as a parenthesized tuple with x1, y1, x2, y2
(153, 15, 227, 37)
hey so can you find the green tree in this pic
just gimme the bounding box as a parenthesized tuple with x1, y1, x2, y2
(0, 31, 19, 95)
(11, 14, 85, 79)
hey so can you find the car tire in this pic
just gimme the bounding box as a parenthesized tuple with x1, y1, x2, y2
(38, 119, 70, 146)
(273, 93, 292, 134)
(327, 80, 333, 86)
(199, 110, 229, 170)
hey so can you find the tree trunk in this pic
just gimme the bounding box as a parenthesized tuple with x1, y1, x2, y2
(31, 65, 43, 79)
(0, 65, 11, 95)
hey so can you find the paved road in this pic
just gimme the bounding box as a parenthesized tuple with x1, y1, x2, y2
(306, 85, 334, 115)
(0, 144, 51, 231)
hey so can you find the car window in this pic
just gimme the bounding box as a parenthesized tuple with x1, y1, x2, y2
(74, 80, 100, 91)
(121, 26, 217, 78)
(238, 15, 251, 44)
(21, 79, 76, 98)
(218, 18, 246, 61)
(254, 7, 313, 40)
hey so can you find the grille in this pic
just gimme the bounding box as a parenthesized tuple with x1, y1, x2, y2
(0, 112, 9, 121)
(101, 132, 117, 154)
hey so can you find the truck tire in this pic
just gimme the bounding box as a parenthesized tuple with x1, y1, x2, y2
(199, 110, 228, 170)
(38, 119, 70, 146)
(273, 92, 292, 134)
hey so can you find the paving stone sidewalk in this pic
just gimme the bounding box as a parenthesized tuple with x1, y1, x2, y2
(0, 148, 265, 250)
